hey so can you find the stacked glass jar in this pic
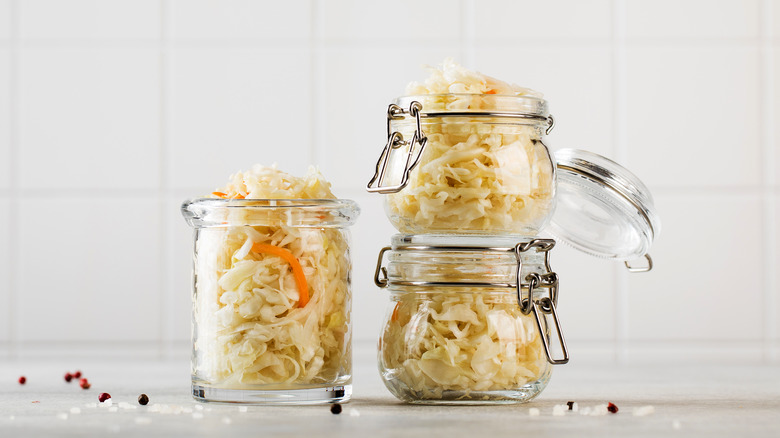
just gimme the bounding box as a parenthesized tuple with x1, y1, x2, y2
(367, 94, 659, 404)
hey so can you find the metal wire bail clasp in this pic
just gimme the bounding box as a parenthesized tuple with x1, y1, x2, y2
(515, 240, 569, 365)
(366, 101, 428, 194)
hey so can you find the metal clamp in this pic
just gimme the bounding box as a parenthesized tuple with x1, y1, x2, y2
(624, 254, 653, 273)
(529, 288, 569, 365)
(374, 246, 391, 287)
(514, 240, 568, 364)
(546, 114, 555, 135)
(514, 239, 557, 313)
(366, 102, 428, 194)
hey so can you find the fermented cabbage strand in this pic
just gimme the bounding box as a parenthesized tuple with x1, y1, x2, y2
(381, 291, 548, 399)
(386, 59, 555, 234)
(194, 165, 350, 388)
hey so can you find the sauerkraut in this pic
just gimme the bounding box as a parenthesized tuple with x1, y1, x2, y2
(192, 165, 352, 389)
(385, 59, 555, 235)
(405, 58, 542, 98)
(379, 290, 550, 401)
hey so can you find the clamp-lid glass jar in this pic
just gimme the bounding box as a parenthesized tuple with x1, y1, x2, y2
(367, 94, 556, 235)
(375, 234, 568, 404)
(181, 198, 359, 404)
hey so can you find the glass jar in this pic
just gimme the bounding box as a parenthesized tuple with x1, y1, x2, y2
(374, 234, 568, 404)
(367, 94, 556, 235)
(181, 198, 360, 404)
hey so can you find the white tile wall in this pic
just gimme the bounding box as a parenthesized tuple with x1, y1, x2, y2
(625, 47, 761, 189)
(774, 195, 780, 343)
(627, 193, 764, 341)
(171, 0, 310, 40)
(775, 196, 780, 347)
(551, 244, 617, 342)
(319, 0, 460, 41)
(0, 48, 9, 189)
(17, 197, 161, 342)
(775, 47, 780, 186)
(474, 0, 612, 39)
(19, 0, 159, 40)
(0, 0, 11, 40)
(169, 47, 312, 191)
(0, 0, 777, 365)
(166, 193, 193, 347)
(341, 190, 397, 344)
(0, 199, 9, 345)
(775, 0, 780, 37)
(19, 48, 161, 190)
(625, 0, 760, 39)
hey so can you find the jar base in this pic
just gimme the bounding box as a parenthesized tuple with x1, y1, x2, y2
(380, 368, 551, 405)
(388, 386, 546, 405)
(192, 384, 352, 405)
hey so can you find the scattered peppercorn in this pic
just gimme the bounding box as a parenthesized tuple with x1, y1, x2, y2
(98, 393, 111, 403)
(138, 394, 149, 405)
(64, 373, 73, 382)
(607, 402, 619, 413)
(79, 378, 91, 390)
(73, 371, 82, 379)
(18, 376, 26, 385)
(567, 401, 575, 410)
(330, 403, 342, 415)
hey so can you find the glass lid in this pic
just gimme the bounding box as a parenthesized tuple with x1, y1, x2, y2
(547, 149, 660, 268)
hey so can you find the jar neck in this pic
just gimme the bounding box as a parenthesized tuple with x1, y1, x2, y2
(395, 94, 549, 119)
(376, 236, 557, 291)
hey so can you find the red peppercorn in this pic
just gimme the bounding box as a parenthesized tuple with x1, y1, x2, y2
(607, 402, 619, 413)
(64, 373, 73, 382)
(138, 394, 149, 405)
(98, 393, 111, 403)
(73, 371, 82, 379)
(79, 378, 91, 390)
(18, 376, 26, 385)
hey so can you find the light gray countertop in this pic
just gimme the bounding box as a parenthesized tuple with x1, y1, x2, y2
(1, 346, 778, 437)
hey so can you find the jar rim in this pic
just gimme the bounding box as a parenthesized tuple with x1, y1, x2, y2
(395, 93, 549, 118)
(181, 198, 360, 228)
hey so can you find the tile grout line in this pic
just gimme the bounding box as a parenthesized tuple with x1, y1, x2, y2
(612, 0, 629, 365)
(310, 0, 320, 165)
(7, 0, 19, 360)
(1, 185, 772, 198)
(5, 37, 778, 49)
(158, 0, 173, 360)
(760, 0, 777, 364)
(458, 0, 465, 62)
(459, 0, 476, 66)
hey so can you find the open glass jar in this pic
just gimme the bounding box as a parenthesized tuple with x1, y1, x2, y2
(181, 198, 359, 404)
(367, 94, 556, 235)
(374, 235, 568, 404)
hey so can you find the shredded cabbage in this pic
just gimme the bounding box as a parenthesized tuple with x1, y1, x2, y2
(194, 165, 351, 389)
(406, 58, 543, 98)
(385, 59, 555, 235)
(380, 290, 549, 400)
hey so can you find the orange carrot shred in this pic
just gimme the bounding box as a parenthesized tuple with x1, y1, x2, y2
(391, 302, 400, 322)
(251, 243, 309, 307)
(212, 191, 245, 199)
(485, 89, 498, 94)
